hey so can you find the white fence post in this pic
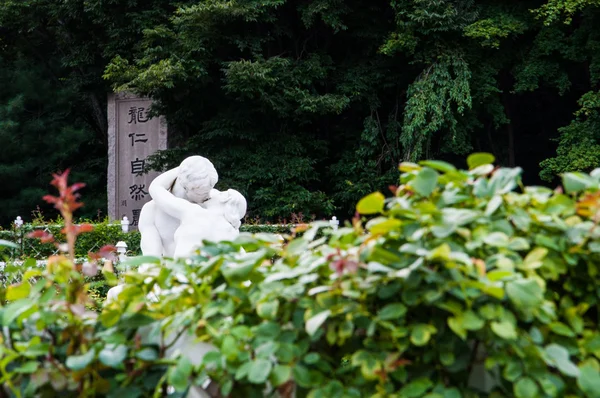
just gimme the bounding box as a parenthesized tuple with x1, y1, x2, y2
(121, 216, 130, 233)
(14, 216, 23, 229)
(116, 241, 128, 264)
(329, 216, 339, 231)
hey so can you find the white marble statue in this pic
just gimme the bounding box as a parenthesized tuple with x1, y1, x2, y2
(107, 155, 247, 397)
(148, 167, 247, 258)
(138, 156, 219, 257)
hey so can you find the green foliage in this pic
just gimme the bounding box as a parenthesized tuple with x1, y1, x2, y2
(5, 0, 600, 221)
(464, 13, 528, 48)
(0, 58, 105, 225)
(534, 0, 600, 25)
(0, 222, 141, 259)
(0, 0, 191, 225)
(2, 156, 600, 396)
(401, 55, 473, 161)
(540, 91, 600, 181)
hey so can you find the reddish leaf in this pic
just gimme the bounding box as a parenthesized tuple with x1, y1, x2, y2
(49, 169, 70, 192)
(81, 261, 98, 277)
(96, 245, 117, 262)
(42, 195, 59, 205)
(70, 182, 86, 193)
(27, 230, 55, 244)
(78, 224, 94, 233)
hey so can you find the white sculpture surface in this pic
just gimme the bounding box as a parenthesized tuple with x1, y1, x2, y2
(148, 166, 247, 258)
(138, 155, 219, 257)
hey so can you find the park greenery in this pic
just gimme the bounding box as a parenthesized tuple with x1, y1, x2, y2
(4, 0, 600, 224)
(1, 154, 600, 397)
(0, 223, 295, 260)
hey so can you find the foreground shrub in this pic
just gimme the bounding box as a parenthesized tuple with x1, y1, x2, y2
(1, 154, 600, 397)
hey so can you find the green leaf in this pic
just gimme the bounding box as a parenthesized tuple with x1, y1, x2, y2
(304, 353, 320, 364)
(293, 364, 313, 388)
(491, 321, 518, 340)
(168, 356, 193, 392)
(221, 380, 233, 396)
(419, 160, 457, 173)
(255, 322, 281, 339)
(6, 283, 31, 301)
(487, 270, 513, 281)
(410, 324, 432, 346)
(356, 192, 385, 215)
(257, 300, 279, 320)
(0, 239, 18, 249)
(235, 362, 252, 381)
(99, 309, 120, 328)
(99, 345, 127, 368)
(66, 349, 96, 371)
(270, 364, 291, 387)
(503, 362, 523, 382)
(360, 356, 381, 380)
(306, 310, 331, 336)
(440, 352, 455, 366)
(544, 344, 580, 377)
(102, 269, 118, 286)
(485, 195, 503, 216)
(378, 303, 407, 321)
(562, 172, 596, 193)
(13, 361, 39, 374)
(399, 378, 433, 398)
(248, 358, 272, 384)
(467, 153, 495, 170)
(369, 218, 402, 235)
(462, 311, 485, 331)
(548, 322, 575, 337)
(2, 298, 35, 326)
(399, 162, 421, 172)
(222, 262, 256, 283)
(577, 363, 600, 398)
(411, 167, 439, 197)
(506, 279, 544, 309)
(521, 247, 548, 270)
(448, 317, 467, 340)
(514, 377, 539, 398)
(136, 347, 158, 361)
(482, 232, 510, 247)
(120, 256, 161, 268)
(221, 335, 238, 361)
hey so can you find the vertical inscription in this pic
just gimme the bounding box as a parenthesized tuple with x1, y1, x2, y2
(108, 94, 167, 227)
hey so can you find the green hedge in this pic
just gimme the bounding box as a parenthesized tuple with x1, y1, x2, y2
(0, 223, 296, 259)
(3, 155, 600, 397)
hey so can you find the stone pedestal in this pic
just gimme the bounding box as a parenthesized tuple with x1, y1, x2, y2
(107, 92, 168, 227)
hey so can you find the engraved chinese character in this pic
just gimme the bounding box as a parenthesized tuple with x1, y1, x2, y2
(131, 158, 146, 174)
(128, 132, 148, 146)
(127, 107, 150, 124)
(131, 209, 141, 226)
(129, 184, 149, 201)
(121, 200, 127, 207)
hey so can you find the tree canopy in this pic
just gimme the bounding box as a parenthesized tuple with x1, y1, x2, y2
(1, 0, 600, 224)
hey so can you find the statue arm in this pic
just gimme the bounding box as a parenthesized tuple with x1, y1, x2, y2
(149, 168, 201, 220)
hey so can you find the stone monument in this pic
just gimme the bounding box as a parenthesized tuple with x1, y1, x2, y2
(107, 92, 168, 227)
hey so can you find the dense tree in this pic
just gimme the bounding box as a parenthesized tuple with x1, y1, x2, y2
(0, 0, 188, 224)
(2, 0, 600, 225)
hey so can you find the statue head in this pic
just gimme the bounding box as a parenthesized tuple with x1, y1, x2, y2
(205, 189, 247, 229)
(176, 156, 218, 204)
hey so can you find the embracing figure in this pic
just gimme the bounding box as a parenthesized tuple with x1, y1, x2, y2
(138, 155, 247, 258)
